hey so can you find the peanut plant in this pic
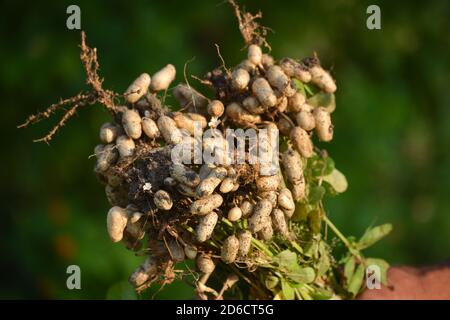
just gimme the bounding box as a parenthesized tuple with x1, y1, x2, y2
(20, 1, 391, 300)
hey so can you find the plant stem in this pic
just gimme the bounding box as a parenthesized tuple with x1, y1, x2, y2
(322, 215, 351, 248)
(251, 238, 274, 257)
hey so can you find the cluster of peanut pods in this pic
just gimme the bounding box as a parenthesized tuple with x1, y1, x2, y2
(93, 43, 336, 297)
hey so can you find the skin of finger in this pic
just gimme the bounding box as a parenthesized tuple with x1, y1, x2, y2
(358, 265, 450, 300)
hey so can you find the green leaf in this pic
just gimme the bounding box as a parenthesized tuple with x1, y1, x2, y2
(286, 267, 316, 284)
(308, 185, 325, 204)
(310, 287, 334, 300)
(265, 275, 280, 290)
(274, 250, 298, 271)
(344, 256, 356, 284)
(365, 258, 389, 286)
(307, 92, 336, 113)
(357, 224, 393, 250)
(303, 240, 318, 258)
(317, 242, 331, 277)
(281, 279, 295, 300)
(348, 264, 365, 296)
(292, 79, 306, 96)
(322, 168, 348, 193)
(324, 157, 335, 175)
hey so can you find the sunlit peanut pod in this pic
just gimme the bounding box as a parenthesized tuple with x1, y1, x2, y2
(290, 126, 313, 158)
(150, 64, 176, 91)
(176, 183, 197, 198)
(252, 77, 277, 108)
(266, 65, 290, 93)
(99, 122, 120, 144)
(272, 208, 289, 237)
(125, 73, 151, 103)
(122, 109, 142, 139)
(248, 199, 273, 233)
(95, 144, 118, 172)
(128, 209, 143, 224)
(190, 194, 223, 215)
(129, 256, 158, 287)
(282, 147, 304, 184)
(278, 57, 298, 77)
(295, 67, 312, 83)
(283, 207, 295, 219)
(237, 230, 252, 257)
(187, 113, 207, 128)
(197, 254, 215, 273)
(219, 177, 235, 193)
(167, 239, 185, 263)
(313, 107, 333, 142)
(247, 44, 262, 66)
(173, 112, 204, 136)
(231, 68, 250, 90)
(107, 206, 128, 243)
(173, 83, 208, 109)
(153, 190, 173, 211)
(258, 190, 278, 208)
(157, 115, 183, 144)
(296, 110, 316, 131)
(142, 117, 160, 139)
(291, 178, 306, 201)
(227, 206, 243, 222)
(309, 65, 337, 93)
(287, 91, 306, 113)
(261, 54, 274, 69)
(196, 212, 219, 242)
(207, 100, 225, 117)
(237, 59, 257, 73)
(221, 235, 239, 264)
(278, 188, 295, 211)
(184, 245, 198, 260)
(258, 222, 273, 241)
(256, 175, 281, 192)
(277, 117, 294, 136)
(279, 57, 311, 83)
(242, 95, 266, 114)
(170, 163, 200, 187)
(240, 200, 254, 217)
(116, 135, 135, 158)
(276, 96, 288, 112)
(124, 220, 145, 240)
(226, 102, 262, 125)
(196, 167, 228, 197)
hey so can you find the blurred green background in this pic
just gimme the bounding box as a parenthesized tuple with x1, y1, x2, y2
(1, 0, 449, 299)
